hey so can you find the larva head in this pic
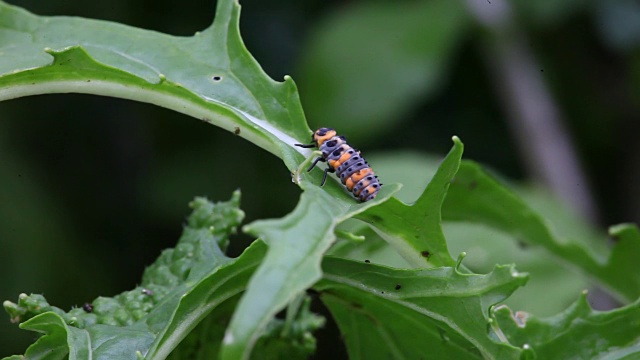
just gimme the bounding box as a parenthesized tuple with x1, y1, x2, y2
(312, 128, 337, 147)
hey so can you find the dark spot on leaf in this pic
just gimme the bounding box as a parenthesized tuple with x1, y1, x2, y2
(395, 284, 402, 290)
(212, 75, 222, 81)
(364, 259, 370, 263)
(86, 79, 91, 82)
(82, 303, 94, 313)
(469, 181, 477, 190)
(351, 302, 363, 309)
(234, 127, 241, 135)
(517, 240, 528, 249)
(370, 215, 383, 223)
(381, 291, 385, 294)
(421, 250, 431, 258)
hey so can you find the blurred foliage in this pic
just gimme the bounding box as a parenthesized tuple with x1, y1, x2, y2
(1, 0, 640, 357)
(297, 0, 470, 142)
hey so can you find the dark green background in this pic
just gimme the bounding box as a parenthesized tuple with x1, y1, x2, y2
(1, 0, 639, 357)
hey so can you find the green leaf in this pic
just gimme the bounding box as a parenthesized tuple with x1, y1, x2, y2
(1, 1, 413, 358)
(328, 219, 411, 269)
(0, 0, 308, 170)
(221, 184, 400, 360)
(5, 299, 150, 360)
(252, 294, 325, 360)
(442, 161, 640, 303)
(3, 193, 267, 359)
(166, 293, 324, 360)
(165, 294, 240, 360)
(445, 222, 589, 317)
(355, 137, 464, 268)
(297, 0, 470, 141)
(600, 223, 640, 295)
(493, 292, 640, 359)
(222, 137, 463, 358)
(344, 151, 602, 316)
(19, 312, 127, 360)
(143, 240, 266, 360)
(316, 256, 529, 359)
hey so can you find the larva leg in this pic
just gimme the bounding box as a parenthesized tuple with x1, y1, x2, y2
(292, 150, 322, 185)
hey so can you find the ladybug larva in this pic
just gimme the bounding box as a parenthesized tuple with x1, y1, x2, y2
(296, 127, 381, 202)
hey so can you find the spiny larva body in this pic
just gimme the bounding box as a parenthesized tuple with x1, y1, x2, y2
(296, 128, 381, 202)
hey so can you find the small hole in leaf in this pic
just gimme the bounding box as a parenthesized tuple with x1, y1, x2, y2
(212, 75, 222, 81)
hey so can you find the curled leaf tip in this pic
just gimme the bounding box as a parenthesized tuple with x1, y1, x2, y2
(335, 230, 365, 242)
(455, 252, 466, 269)
(608, 222, 636, 235)
(451, 135, 461, 143)
(231, 189, 242, 200)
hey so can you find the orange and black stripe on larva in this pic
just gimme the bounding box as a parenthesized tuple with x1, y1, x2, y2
(295, 128, 382, 202)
